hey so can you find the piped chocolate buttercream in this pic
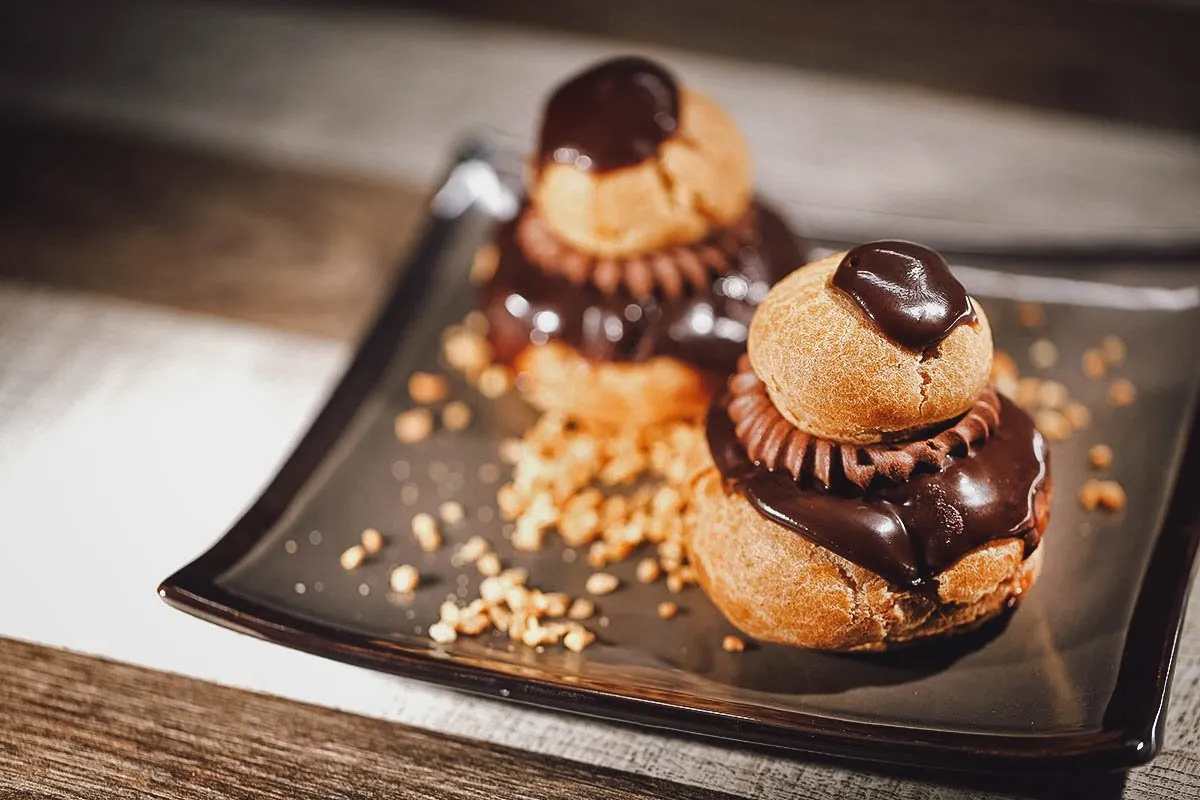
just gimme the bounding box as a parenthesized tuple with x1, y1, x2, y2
(832, 240, 977, 352)
(481, 202, 804, 375)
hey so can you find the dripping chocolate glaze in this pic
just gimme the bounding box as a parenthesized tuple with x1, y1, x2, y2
(481, 203, 805, 376)
(832, 241, 977, 352)
(537, 57, 680, 174)
(707, 393, 1049, 588)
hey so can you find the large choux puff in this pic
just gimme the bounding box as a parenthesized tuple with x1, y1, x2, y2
(531, 88, 752, 257)
(747, 252, 993, 445)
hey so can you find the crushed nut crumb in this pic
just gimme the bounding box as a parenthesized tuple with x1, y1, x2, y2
(1100, 335, 1126, 366)
(1016, 303, 1045, 328)
(476, 551, 502, 577)
(411, 513, 441, 552)
(394, 408, 434, 444)
(1063, 402, 1091, 430)
(389, 564, 420, 593)
(443, 327, 492, 378)
(441, 401, 473, 431)
(585, 572, 620, 596)
(722, 635, 746, 653)
(439, 501, 466, 525)
(657, 602, 678, 620)
(1109, 379, 1136, 407)
(1034, 408, 1072, 442)
(340, 545, 366, 571)
(428, 621, 457, 644)
(1029, 339, 1058, 369)
(470, 245, 499, 286)
(360, 527, 384, 556)
(1088, 444, 1114, 470)
(478, 365, 512, 399)
(564, 627, 596, 653)
(636, 557, 662, 584)
(455, 535, 490, 564)
(1036, 380, 1068, 409)
(1082, 348, 1107, 380)
(567, 597, 595, 620)
(407, 372, 448, 405)
(1080, 479, 1127, 512)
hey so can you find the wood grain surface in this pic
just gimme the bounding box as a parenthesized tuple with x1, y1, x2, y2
(0, 637, 733, 800)
(398, 0, 1200, 133)
(0, 116, 423, 341)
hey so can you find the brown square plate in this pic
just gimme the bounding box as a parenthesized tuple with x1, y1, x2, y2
(160, 144, 1200, 772)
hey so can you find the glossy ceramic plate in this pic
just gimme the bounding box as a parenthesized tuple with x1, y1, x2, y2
(161, 144, 1200, 771)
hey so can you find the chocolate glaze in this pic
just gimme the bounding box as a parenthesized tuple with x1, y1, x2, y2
(707, 392, 1049, 588)
(482, 203, 805, 376)
(537, 57, 680, 174)
(832, 241, 977, 352)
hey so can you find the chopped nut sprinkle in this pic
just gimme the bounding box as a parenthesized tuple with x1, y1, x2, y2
(567, 597, 595, 620)
(1063, 402, 1091, 430)
(478, 365, 512, 399)
(1029, 339, 1058, 369)
(470, 245, 499, 286)
(1109, 379, 1136, 407)
(394, 408, 434, 444)
(441, 401, 473, 431)
(1100, 335, 1126, 366)
(722, 635, 746, 653)
(411, 513, 442, 552)
(1082, 348, 1107, 380)
(636, 557, 662, 584)
(428, 621, 457, 644)
(1097, 480, 1127, 511)
(407, 371, 449, 405)
(1089, 444, 1114, 470)
(1080, 479, 1127, 512)
(339, 545, 366, 571)
(1036, 380, 1068, 409)
(1016, 302, 1045, 328)
(657, 602, 678, 620)
(360, 527, 384, 555)
(439, 501, 466, 525)
(585, 572, 620, 596)
(443, 328, 492, 378)
(455, 535, 490, 564)
(564, 627, 596, 653)
(476, 551, 502, 577)
(389, 564, 420, 593)
(1034, 409, 1072, 442)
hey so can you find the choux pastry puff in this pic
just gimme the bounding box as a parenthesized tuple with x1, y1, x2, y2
(477, 56, 806, 427)
(692, 241, 1052, 651)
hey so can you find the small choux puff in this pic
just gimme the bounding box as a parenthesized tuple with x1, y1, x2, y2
(747, 252, 993, 445)
(531, 89, 752, 258)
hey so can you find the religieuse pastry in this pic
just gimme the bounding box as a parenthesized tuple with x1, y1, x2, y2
(478, 56, 806, 426)
(691, 241, 1051, 651)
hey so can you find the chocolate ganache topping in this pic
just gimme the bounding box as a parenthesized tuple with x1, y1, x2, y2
(727, 355, 1001, 491)
(708, 387, 1049, 588)
(537, 57, 680, 174)
(832, 241, 977, 352)
(482, 203, 804, 373)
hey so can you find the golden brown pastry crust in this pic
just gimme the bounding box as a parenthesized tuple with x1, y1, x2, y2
(687, 467, 1049, 651)
(513, 341, 709, 426)
(747, 252, 993, 445)
(531, 89, 752, 258)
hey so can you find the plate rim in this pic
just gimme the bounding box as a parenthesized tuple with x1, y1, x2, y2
(158, 143, 1200, 773)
